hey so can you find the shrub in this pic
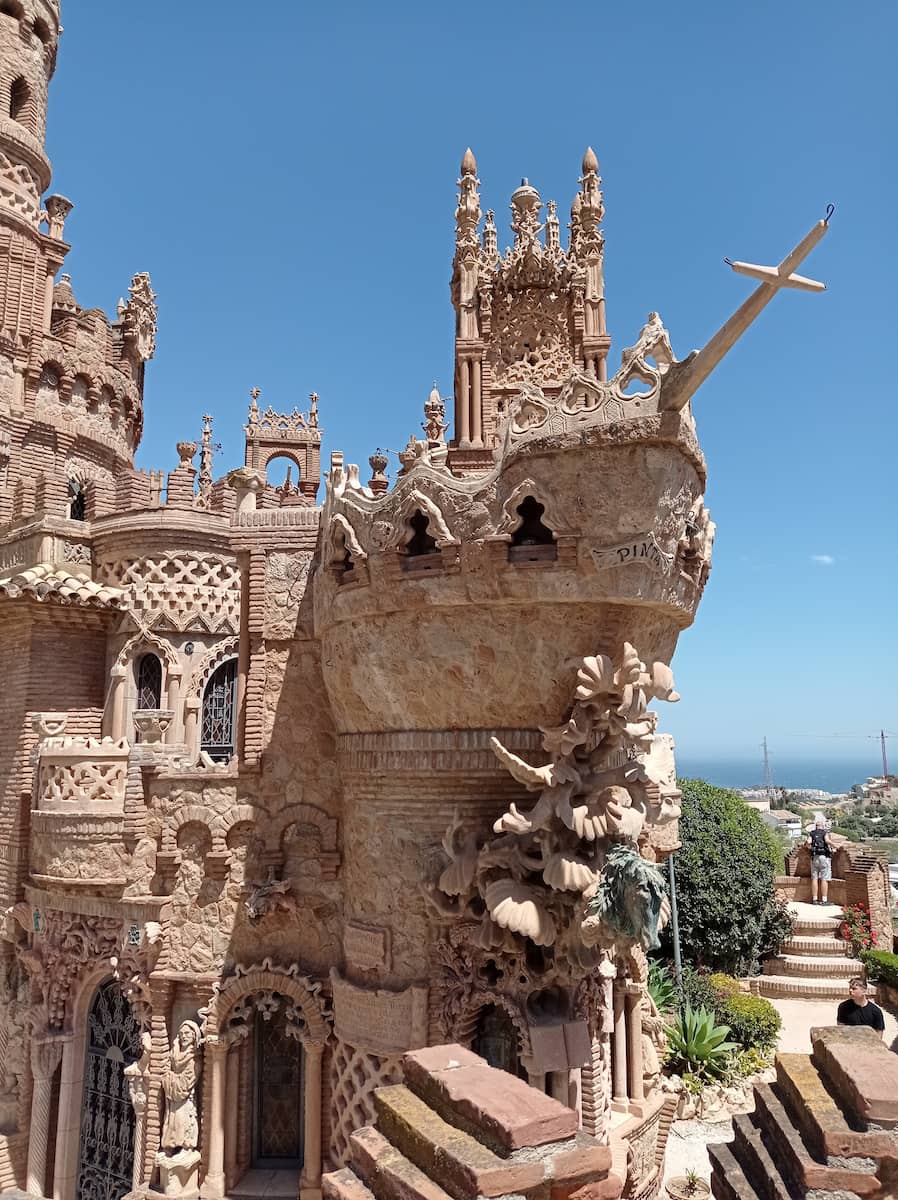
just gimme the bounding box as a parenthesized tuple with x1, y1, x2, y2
(648, 960, 678, 1013)
(860, 949, 898, 987)
(713, 991, 781, 1052)
(661, 779, 794, 974)
(732, 1046, 773, 1077)
(664, 1004, 739, 1079)
(840, 904, 877, 955)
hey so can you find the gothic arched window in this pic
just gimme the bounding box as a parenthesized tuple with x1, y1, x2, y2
(136, 653, 163, 710)
(201, 659, 238, 762)
(472, 1005, 526, 1079)
(405, 509, 437, 556)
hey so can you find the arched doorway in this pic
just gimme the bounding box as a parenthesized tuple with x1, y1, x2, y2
(76, 980, 141, 1200)
(472, 1004, 526, 1079)
(254, 1008, 304, 1166)
(201, 659, 237, 761)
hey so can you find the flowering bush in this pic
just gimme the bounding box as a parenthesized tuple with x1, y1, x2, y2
(839, 903, 877, 955)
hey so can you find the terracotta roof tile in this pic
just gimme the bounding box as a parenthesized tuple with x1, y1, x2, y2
(0, 563, 128, 610)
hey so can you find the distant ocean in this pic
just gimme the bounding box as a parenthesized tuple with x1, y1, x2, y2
(675, 759, 876, 794)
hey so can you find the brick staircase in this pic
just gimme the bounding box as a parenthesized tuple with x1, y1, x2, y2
(322, 1045, 626, 1200)
(709, 1026, 898, 1199)
(758, 902, 862, 1000)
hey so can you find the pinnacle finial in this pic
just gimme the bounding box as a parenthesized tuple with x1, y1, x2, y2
(461, 147, 477, 176)
(582, 147, 599, 175)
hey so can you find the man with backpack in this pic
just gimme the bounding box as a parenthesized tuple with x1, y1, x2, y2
(807, 816, 833, 906)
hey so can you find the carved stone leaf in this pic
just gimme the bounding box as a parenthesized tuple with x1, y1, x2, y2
(438, 851, 476, 897)
(575, 654, 614, 701)
(484, 879, 556, 946)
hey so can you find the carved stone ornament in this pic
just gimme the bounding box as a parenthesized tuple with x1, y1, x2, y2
(123, 272, 158, 362)
(430, 643, 678, 963)
(132, 709, 174, 745)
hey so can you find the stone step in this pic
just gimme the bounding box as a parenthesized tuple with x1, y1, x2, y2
(764, 954, 861, 979)
(756, 975, 851, 1000)
(708, 1141, 778, 1200)
(374, 1084, 549, 1200)
(728, 1114, 792, 1200)
(775, 1052, 898, 1164)
(323, 1168, 378, 1200)
(401, 1045, 577, 1155)
(752, 1083, 881, 1196)
(811, 1024, 898, 1128)
(789, 913, 841, 936)
(350, 1125, 455, 1200)
(782, 934, 848, 956)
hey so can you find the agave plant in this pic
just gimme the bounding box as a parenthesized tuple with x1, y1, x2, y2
(665, 1004, 739, 1079)
(647, 959, 677, 1014)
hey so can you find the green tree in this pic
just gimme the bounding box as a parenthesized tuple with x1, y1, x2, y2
(662, 779, 792, 975)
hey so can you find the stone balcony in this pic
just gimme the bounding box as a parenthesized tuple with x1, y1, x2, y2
(30, 726, 131, 891)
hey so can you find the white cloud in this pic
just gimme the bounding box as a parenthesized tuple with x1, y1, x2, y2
(811, 554, 835, 566)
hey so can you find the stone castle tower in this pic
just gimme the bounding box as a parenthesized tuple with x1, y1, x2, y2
(0, 8, 830, 1200)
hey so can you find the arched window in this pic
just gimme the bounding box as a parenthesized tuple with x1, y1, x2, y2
(136, 653, 163, 710)
(32, 17, 51, 45)
(509, 496, 556, 562)
(68, 479, 86, 521)
(9, 76, 30, 125)
(405, 510, 437, 556)
(201, 659, 238, 762)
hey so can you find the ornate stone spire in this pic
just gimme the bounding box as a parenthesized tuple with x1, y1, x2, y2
(510, 178, 543, 249)
(545, 200, 561, 259)
(455, 148, 481, 254)
(481, 209, 498, 265)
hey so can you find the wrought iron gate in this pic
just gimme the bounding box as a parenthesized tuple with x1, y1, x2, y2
(254, 1008, 304, 1166)
(77, 981, 141, 1200)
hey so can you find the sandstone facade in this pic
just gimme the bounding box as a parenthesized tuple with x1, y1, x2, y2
(0, 8, 830, 1200)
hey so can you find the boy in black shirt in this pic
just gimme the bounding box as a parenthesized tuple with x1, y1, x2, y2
(836, 978, 885, 1036)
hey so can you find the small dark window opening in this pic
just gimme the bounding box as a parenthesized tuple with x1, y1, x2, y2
(509, 496, 556, 563)
(472, 1005, 527, 1080)
(405, 510, 438, 557)
(136, 654, 163, 711)
(68, 480, 86, 521)
(10, 77, 29, 124)
(33, 17, 51, 45)
(0, 1, 24, 20)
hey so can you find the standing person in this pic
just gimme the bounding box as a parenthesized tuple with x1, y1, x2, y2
(837, 978, 885, 1037)
(807, 817, 833, 905)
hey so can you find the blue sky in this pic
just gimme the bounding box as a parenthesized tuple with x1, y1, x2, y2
(48, 2, 896, 767)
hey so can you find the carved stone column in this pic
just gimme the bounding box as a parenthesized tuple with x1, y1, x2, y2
(166, 667, 183, 745)
(611, 983, 628, 1112)
(124, 1055, 150, 1190)
(184, 696, 201, 757)
(27, 1036, 63, 1197)
(109, 664, 127, 740)
(300, 1043, 324, 1200)
(200, 1037, 227, 1199)
(625, 985, 644, 1107)
(224, 1045, 240, 1190)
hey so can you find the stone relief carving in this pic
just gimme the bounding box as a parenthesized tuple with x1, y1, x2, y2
(677, 495, 716, 586)
(430, 644, 679, 964)
(20, 910, 128, 1028)
(244, 877, 296, 923)
(122, 272, 158, 362)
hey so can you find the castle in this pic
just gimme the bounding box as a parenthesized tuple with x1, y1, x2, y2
(0, 6, 829, 1200)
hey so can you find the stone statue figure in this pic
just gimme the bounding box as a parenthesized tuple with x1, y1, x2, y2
(160, 1020, 202, 1153)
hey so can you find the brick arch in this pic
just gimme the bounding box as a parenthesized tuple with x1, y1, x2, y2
(270, 803, 338, 853)
(164, 804, 218, 853)
(188, 637, 238, 704)
(201, 958, 330, 1046)
(259, 448, 304, 479)
(213, 804, 257, 843)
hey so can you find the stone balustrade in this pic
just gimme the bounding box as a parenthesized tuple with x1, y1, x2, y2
(34, 735, 129, 814)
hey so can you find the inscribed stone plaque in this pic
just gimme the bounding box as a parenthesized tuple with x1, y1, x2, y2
(330, 968, 428, 1056)
(590, 534, 673, 574)
(343, 923, 390, 972)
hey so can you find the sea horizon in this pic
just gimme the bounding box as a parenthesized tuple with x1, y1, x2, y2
(675, 758, 880, 795)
